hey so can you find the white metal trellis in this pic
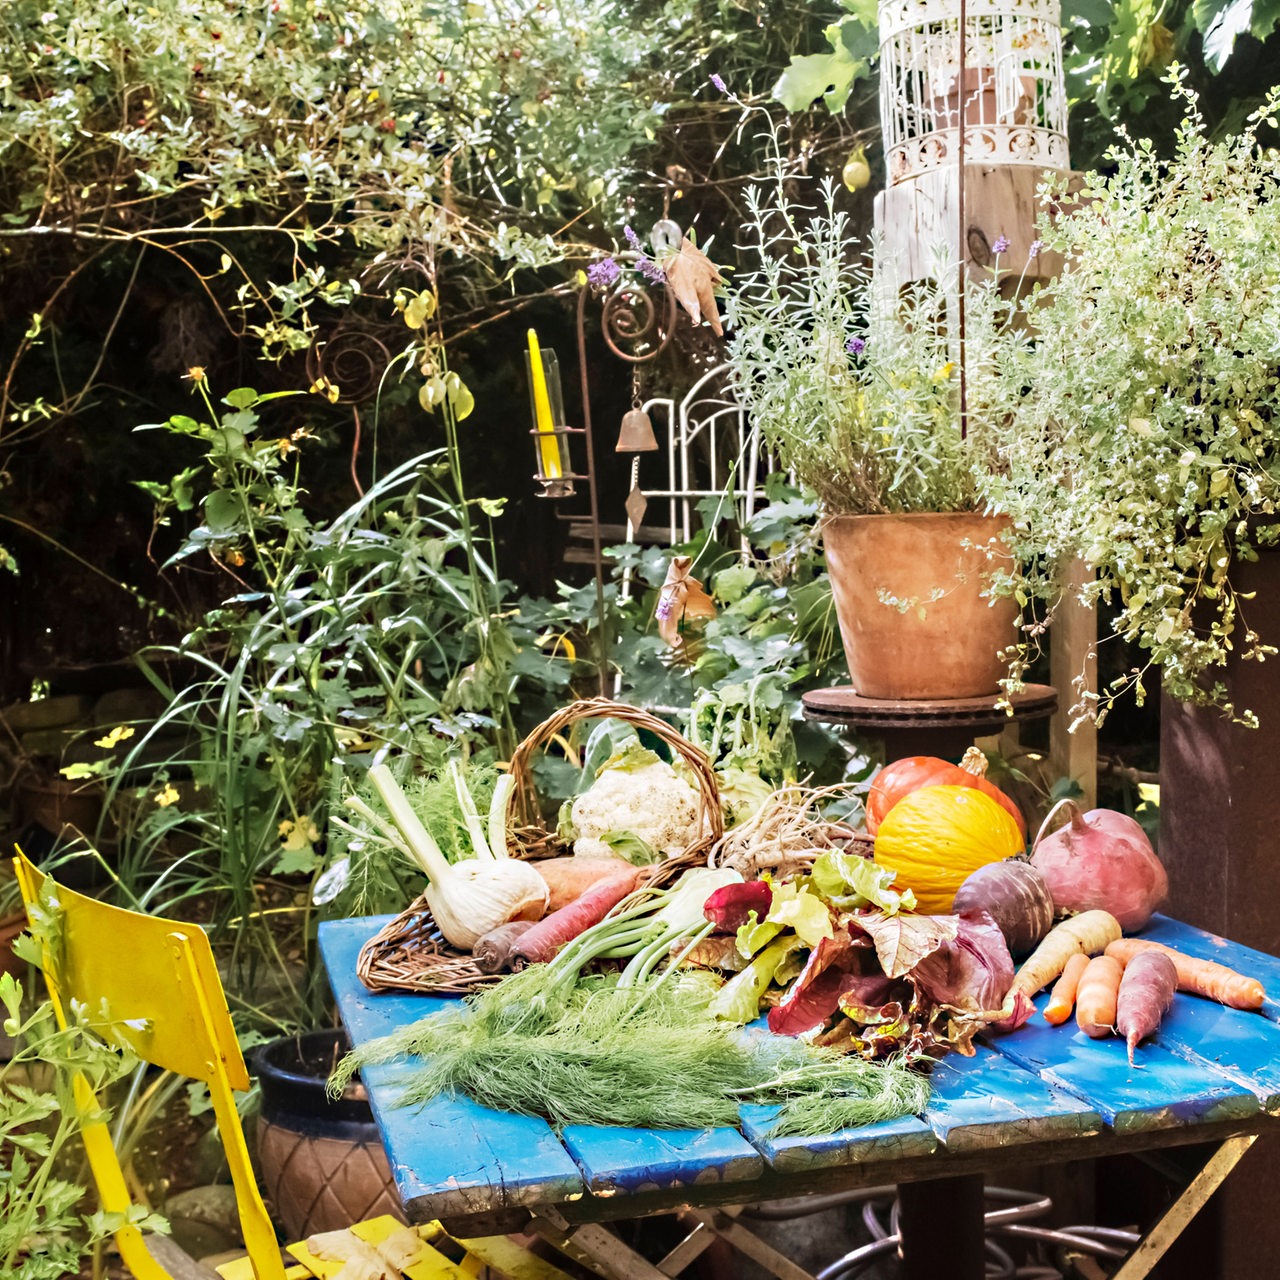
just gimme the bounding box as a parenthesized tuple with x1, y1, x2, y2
(627, 361, 782, 547)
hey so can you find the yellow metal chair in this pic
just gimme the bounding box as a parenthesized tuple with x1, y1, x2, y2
(12, 851, 574, 1280)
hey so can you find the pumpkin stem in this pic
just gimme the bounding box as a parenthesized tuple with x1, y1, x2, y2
(1031, 797, 1081, 853)
(959, 747, 990, 778)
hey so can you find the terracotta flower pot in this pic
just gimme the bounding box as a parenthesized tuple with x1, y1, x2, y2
(823, 511, 1018, 700)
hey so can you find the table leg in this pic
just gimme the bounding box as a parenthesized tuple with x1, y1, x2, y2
(1108, 1134, 1257, 1280)
(897, 1174, 986, 1280)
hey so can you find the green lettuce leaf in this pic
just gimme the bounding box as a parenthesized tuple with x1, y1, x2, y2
(766, 881, 835, 947)
(708, 935, 806, 1023)
(736, 908, 784, 958)
(810, 851, 917, 914)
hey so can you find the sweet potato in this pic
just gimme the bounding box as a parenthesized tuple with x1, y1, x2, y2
(533, 856, 636, 913)
(1115, 950, 1178, 1065)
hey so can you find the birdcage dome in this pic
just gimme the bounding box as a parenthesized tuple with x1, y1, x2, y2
(879, 0, 1068, 185)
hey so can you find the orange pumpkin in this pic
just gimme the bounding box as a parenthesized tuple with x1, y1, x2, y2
(865, 747, 1025, 837)
(873, 784, 1025, 914)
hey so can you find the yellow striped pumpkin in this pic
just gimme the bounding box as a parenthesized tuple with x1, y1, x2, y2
(873, 784, 1024, 914)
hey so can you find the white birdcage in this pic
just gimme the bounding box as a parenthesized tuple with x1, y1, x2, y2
(879, 0, 1068, 186)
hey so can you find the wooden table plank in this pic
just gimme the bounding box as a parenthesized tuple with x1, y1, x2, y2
(1141, 915, 1280, 1024)
(925, 1046, 1101, 1152)
(1144, 996, 1280, 1112)
(559, 1124, 763, 1195)
(990, 994, 1262, 1133)
(739, 1106, 937, 1173)
(318, 918, 586, 1223)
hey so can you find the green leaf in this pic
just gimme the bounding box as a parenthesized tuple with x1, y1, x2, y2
(809, 851, 916, 914)
(477, 497, 506, 518)
(271, 844, 324, 876)
(1199, 0, 1254, 69)
(765, 882, 834, 947)
(601, 829, 661, 865)
(773, 47, 866, 114)
(736, 908, 784, 958)
(707, 935, 804, 1023)
(712, 563, 758, 605)
(203, 490, 243, 535)
(1063, 0, 1119, 23)
(223, 387, 259, 409)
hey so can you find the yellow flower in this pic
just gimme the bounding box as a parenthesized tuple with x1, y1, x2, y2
(155, 782, 180, 808)
(94, 725, 135, 749)
(279, 815, 320, 851)
(932, 362, 956, 382)
(184, 366, 207, 384)
(309, 376, 341, 403)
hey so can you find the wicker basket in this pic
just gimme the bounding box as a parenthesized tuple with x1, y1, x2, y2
(355, 697, 724, 995)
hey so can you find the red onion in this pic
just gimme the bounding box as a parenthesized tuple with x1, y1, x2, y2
(1029, 800, 1168, 932)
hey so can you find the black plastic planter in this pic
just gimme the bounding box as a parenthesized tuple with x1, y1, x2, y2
(252, 1028, 403, 1238)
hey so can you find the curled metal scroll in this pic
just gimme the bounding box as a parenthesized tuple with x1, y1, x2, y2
(600, 280, 677, 365)
(305, 322, 395, 404)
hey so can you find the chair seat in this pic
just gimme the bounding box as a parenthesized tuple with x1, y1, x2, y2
(214, 1216, 575, 1280)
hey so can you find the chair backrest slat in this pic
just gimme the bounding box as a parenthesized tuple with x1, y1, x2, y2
(14, 853, 248, 1088)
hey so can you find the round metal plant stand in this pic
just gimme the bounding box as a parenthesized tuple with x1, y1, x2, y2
(801, 684, 1058, 760)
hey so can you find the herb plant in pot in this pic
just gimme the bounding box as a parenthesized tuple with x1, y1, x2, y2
(724, 176, 1019, 700)
(981, 83, 1280, 726)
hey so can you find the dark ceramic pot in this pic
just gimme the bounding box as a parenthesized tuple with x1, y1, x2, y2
(253, 1028, 403, 1238)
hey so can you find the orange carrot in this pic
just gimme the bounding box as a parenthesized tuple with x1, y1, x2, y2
(1075, 955, 1123, 1038)
(1105, 938, 1265, 1011)
(533, 856, 635, 913)
(1044, 952, 1090, 1025)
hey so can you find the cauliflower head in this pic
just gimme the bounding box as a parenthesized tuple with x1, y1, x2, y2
(570, 742, 702, 859)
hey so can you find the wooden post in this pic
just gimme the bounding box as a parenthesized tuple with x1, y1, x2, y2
(898, 1175, 986, 1280)
(874, 165, 1067, 291)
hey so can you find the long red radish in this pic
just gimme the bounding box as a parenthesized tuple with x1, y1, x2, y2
(1075, 954, 1123, 1038)
(1115, 950, 1178, 1064)
(1044, 952, 1090, 1025)
(1010, 909, 1123, 1000)
(512, 871, 643, 964)
(1105, 938, 1265, 1011)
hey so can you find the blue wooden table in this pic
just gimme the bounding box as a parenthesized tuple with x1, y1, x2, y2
(319, 915, 1280, 1280)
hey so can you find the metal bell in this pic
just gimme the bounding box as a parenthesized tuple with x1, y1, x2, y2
(615, 407, 658, 453)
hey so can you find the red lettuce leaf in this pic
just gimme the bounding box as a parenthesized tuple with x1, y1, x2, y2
(909, 909, 1014, 1014)
(703, 879, 774, 933)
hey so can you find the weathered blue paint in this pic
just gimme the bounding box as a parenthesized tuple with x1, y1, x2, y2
(1153, 994, 1280, 1112)
(925, 1046, 1101, 1151)
(991, 994, 1262, 1132)
(738, 1105, 936, 1173)
(1143, 915, 1280, 1025)
(560, 1124, 764, 1194)
(321, 915, 1280, 1223)
(318, 918, 586, 1222)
